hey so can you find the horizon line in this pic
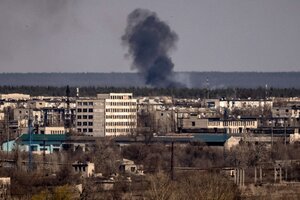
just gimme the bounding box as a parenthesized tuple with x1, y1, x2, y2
(0, 71, 299, 74)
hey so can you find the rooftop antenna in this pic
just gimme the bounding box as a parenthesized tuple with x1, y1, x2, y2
(206, 77, 210, 99)
(65, 85, 71, 134)
(76, 87, 80, 99)
(265, 84, 268, 100)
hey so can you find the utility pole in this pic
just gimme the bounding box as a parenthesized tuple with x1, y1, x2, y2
(28, 110, 33, 172)
(5, 108, 9, 156)
(43, 137, 46, 173)
(170, 142, 174, 180)
(271, 119, 274, 148)
(206, 77, 210, 100)
(284, 117, 287, 147)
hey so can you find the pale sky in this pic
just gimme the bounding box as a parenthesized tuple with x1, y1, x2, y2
(0, 0, 300, 73)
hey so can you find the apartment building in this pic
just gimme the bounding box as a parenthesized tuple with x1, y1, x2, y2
(76, 93, 137, 137)
(103, 93, 137, 136)
(76, 98, 106, 137)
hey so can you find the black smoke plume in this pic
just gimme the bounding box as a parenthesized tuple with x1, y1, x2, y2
(122, 9, 184, 88)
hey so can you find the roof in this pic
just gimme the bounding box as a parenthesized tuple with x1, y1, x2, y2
(192, 134, 229, 143)
(155, 134, 229, 143)
(18, 134, 67, 142)
(115, 133, 230, 145)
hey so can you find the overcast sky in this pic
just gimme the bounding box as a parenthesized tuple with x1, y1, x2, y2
(0, 0, 300, 73)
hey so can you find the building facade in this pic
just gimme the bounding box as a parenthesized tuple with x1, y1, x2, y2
(104, 93, 137, 136)
(76, 98, 106, 137)
(76, 93, 137, 137)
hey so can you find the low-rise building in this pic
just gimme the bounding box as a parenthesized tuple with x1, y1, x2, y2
(16, 134, 66, 154)
(39, 126, 65, 134)
(72, 161, 95, 177)
(178, 116, 258, 134)
(118, 159, 143, 175)
(219, 99, 273, 111)
(0, 93, 30, 101)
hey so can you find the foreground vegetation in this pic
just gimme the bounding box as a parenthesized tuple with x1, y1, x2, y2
(2, 137, 300, 199)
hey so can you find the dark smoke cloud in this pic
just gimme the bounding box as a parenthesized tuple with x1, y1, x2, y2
(122, 8, 184, 88)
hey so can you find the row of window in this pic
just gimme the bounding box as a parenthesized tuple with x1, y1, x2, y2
(106, 122, 136, 126)
(77, 128, 93, 133)
(106, 115, 136, 119)
(49, 130, 64, 134)
(110, 95, 132, 99)
(106, 109, 136, 113)
(77, 108, 93, 113)
(77, 115, 93, 119)
(106, 128, 132, 133)
(208, 122, 221, 126)
(77, 122, 93, 126)
(191, 121, 256, 127)
(107, 102, 136, 106)
(223, 121, 256, 126)
(77, 102, 93, 106)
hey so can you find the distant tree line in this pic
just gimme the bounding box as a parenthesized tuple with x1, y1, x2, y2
(1, 72, 300, 88)
(0, 85, 300, 99)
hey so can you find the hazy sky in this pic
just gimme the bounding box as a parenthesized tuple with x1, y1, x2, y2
(0, 0, 300, 73)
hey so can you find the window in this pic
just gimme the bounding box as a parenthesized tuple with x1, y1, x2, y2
(89, 102, 93, 106)
(83, 128, 87, 132)
(77, 128, 81, 132)
(83, 109, 87, 112)
(88, 122, 93, 126)
(31, 146, 37, 151)
(83, 115, 87, 119)
(77, 108, 82, 112)
(88, 108, 93, 112)
(78, 102, 82, 106)
(83, 102, 88, 106)
(83, 122, 87, 126)
(131, 167, 136, 172)
(192, 122, 195, 126)
(77, 115, 82, 119)
(88, 115, 93, 119)
(77, 122, 82, 126)
(88, 128, 93, 132)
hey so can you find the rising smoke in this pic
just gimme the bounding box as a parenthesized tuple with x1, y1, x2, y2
(122, 9, 184, 88)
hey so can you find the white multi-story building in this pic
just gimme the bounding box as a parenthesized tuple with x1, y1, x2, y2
(76, 93, 137, 137)
(103, 93, 137, 136)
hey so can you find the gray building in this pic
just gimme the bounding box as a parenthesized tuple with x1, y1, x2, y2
(76, 98, 106, 137)
(76, 93, 137, 137)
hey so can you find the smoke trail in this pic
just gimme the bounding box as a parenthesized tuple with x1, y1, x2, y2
(122, 8, 184, 88)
